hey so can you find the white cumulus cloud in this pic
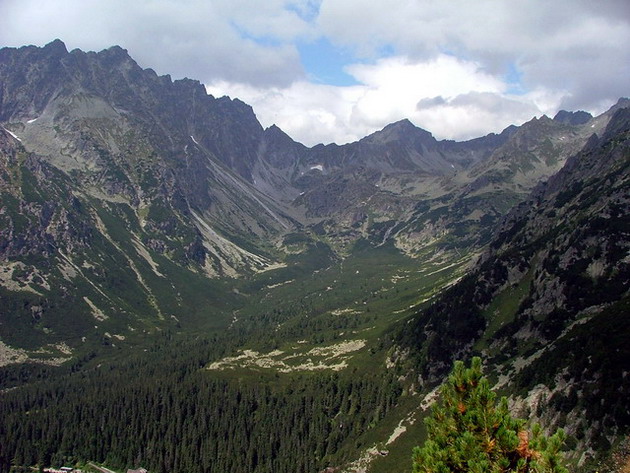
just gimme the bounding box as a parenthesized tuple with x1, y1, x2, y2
(208, 54, 548, 146)
(316, 0, 630, 112)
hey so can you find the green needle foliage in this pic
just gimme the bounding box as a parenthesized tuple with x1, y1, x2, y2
(412, 357, 567, 473)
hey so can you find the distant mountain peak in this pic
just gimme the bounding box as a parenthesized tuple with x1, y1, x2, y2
(364, 118, 434, 145)
(388, 118, 416, 129)
(607, 97, 630, 114)
(97, 44, 130, 58)
(266, 124, 282, 133)
(553, 109, 593, 125)
(42, 38, 68, 56)
(264, 124, 294, 142)
(383, 118, 429, 135)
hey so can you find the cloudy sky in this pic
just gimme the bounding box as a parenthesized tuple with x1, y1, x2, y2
(1, 0, 629, 146)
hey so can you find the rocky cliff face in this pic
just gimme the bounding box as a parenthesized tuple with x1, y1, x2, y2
(2, 41, 613, 258)
(395, 107, 630, 465)
(1, 40, 296, 265)
(0, 42, 300, 352)
(485, 109, 630, 462)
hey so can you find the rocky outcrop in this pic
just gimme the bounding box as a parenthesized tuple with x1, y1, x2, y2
(396, 107, 630, 464)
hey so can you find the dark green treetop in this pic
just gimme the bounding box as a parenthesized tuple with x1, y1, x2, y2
(412, 357, 567, 473)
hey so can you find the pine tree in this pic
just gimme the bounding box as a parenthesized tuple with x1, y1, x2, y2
(412, 357, 567, 473)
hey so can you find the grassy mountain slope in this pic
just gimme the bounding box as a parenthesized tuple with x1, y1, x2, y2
(384, 107, 630, 470)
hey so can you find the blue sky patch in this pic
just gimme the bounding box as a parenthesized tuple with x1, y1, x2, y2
(298, 37, 360, 86)
(505, 63, 526, 95)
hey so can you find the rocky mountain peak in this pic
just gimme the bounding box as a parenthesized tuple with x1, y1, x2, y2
(264, 123, 284, 136)
(509, 113, 563, 139)
(42, 38, 68, 55)
(385, 118, 417, 132)
(92, 44, 134, 66)
(263, 123, 302, 147)
(553, 109, 593, 125)
(607, 97, 630, 114)
(363, 118, 435, 146)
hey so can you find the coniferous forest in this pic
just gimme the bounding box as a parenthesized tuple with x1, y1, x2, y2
(0, 335, 402, 473)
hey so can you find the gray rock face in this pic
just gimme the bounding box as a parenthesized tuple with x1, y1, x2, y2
(398, 108, 630, 462)
(553, 109, 593, 125)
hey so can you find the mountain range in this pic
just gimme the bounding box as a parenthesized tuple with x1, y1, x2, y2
(0, 40, 628, 472)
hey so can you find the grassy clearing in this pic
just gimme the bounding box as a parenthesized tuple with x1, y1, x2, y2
(202, 239, 475, 387)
